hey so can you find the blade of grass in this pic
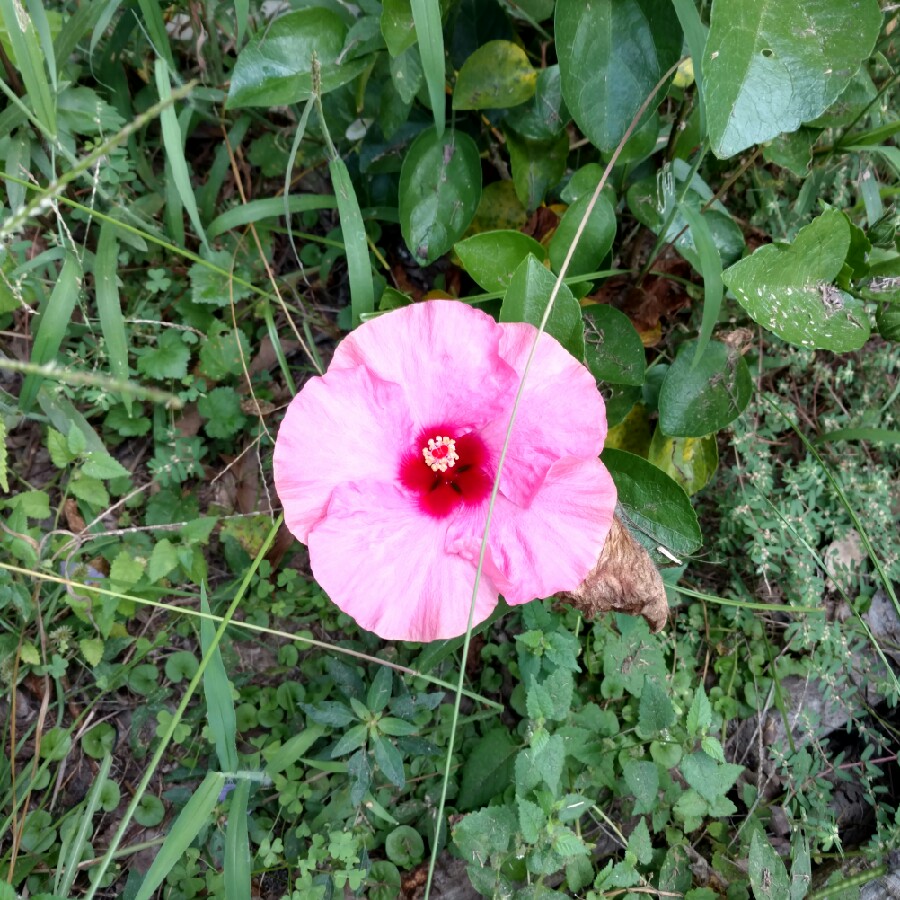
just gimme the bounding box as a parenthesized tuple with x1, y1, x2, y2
(208, 194, 337, 240)
(284, 94, 315, 270)
(154, 58, 208, 249)
(410, 0, 446, 137)
(198, 114, 251, 221)
(224, 779, 251, 900)
(136, 0, 175, 68)
(24, 0, 56, 92)
(94, 220, 131, 414)
(200, 585, 238, 773)
(83, 520, 282, 900)
(0, 0, 56, 137)
(132, 772, 226, 900)
(88, 0, 124, 61)
(814, 426, 900, 445)
(19, 252, 81, 411)
(670, 0, 706, 135)
(55, 753, 113, 897)
(234, 0, 249, 47)
(680, 202, 724, 366)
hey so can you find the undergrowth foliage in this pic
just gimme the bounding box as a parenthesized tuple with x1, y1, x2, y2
(0, 0, 899, 898)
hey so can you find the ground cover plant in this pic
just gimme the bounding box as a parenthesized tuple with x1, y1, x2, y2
(1, 0, 899, 898)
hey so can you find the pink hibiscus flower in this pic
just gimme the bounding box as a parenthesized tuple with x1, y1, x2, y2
(273, 300, 617, 641)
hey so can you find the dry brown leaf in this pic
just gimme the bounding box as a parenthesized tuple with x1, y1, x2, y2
(562, 515, 668, 631)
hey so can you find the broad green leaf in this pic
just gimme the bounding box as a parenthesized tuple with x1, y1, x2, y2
(680, 750, 742, 803)
(703, 0, 881, 158)
(454, 230, 546, 292)
(458, 728, 518, 811)
(637, 677, 675, 737)
(226, 9, 368, 108)
(582, 304, 645, 387)
(749, 833, 791, 900)
(722, 208, 871, 352)
(381, 0, 416, 56)
(504, 65, 569, 140)
(134, 772, 226, 900)
(556, 0, 681, 154)
(876, 304, 900, 341)
(548, 192, 616, 278)
(469, 180, 529, 234)
(658, 340, 752, 437)
(453, 807, 517, 860)
(399, 126, 481, 265)
(622, 760, 659, 815)
(501, 254, 585, 359)
(137, 330, 190, 380)
(790, 831, 812, 900)
(453, 40, 536, 110)
(506, 127, 568, 212)
(648, 430, 718, 496)
(601, 448, 701, 557)
(686, 686, 712, 736)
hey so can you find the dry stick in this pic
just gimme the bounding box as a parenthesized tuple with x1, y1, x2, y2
(423, 57, 687, 900)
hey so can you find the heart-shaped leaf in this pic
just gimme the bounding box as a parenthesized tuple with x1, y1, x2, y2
(703, 0, 881, 158)
(399, 127, 482, 265)
(722, 208, 871, 352)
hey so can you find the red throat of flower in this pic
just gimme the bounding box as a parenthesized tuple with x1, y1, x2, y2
(399, 427, 492, 518)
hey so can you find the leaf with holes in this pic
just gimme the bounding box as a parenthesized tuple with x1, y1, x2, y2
(703, 0, 881, 158)
(722, 208, 871, 352)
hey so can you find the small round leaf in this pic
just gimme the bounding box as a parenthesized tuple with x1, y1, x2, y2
(385, 825, 425, 866)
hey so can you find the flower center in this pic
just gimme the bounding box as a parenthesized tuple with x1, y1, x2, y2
(400, 427, 492, 519)
(422, 435, 459, 472)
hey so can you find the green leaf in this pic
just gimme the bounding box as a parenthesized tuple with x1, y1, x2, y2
(110, 550, 145, 588)
(658, 340, 752, 437)
(384, 825, 424, 867)
(686, 686, 712, 736)
(501, 254, 584, 359)
(648, 430, 718, 496)
(164, 649, 198, 684)
(790, 831, 812, 900)
(680, 750, 742, 803)
(602, 448, 701, 557)
(453, 806, 517, 860)
(749, 833, 791, 900)
(455, 230, 547, 292)
(410, 0, 445, 135)
(622, 760, 659, 815)
(95, 221, 131, 413)
(516, 733, 565, 797)
(548, 191, 616, 278)
(526, 668, 574, 722)
(381, 0, 416, 56)
(637, 676, 676, 737)
(372, 734, 405, 789)
(556, 0, 681, 154)
(21, 252, 81, 410)
(458, 727, 518, 810)
(453, 40, 536, 110)
(263, 724, 326, 774)
(722, 208, 871, 352)
(506, 128, 568, 212)
(518, 797, 547, 843)
(199, 387, 246, 439)
(199, 325, 251, 381)
(399, 126, 482, 265)
(81, 450, 129, 480)
(330, 156, 374, 326)
(505, 65, 569, 140)
(201, 587, 238, 772)
(137, 330, 190, 380)
(207, 194, 337, 239)
(366, 666, 393, 714)
(134, 773, 225, 900)
(47, 428, 75, 468)
(582, 304, 646, 386)
(79, 637, 104, 668)
(704, 0, 881, 158)
(627, 818, 653, 865)
(68, 476, 107, 511)
(190, 251, 252, 307)
(224, 779, 251, 900)
(226, 9, 368, 108)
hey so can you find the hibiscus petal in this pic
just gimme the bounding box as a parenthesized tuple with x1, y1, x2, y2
(482, 323, 607, 507)
(308, 481, 499, 641)
(330, 300, 517, 430)
(274, 366, 413, 541)
(446, 457, 616, 605)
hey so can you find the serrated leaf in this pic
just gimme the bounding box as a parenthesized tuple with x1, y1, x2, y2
(453, 806, 517, 860)
(453, 40, 536, 110)
(637, 676, 675, 737)
(455, 230, 547, 293)
(703, 0, 882, 158)
(582, 304, 646, 387)
(749, 833, 791, 900)
(680, 750, 742, 803)
(81, 451, 129, 481)
(70, 474, 110, 508)
(686, 686, 712, 736)
(47, 428, 74, 468)
(80, 637, 104, 667)
(518, 797, 546, 843)
(226, 9, 369, 108)
(556, 0, 681, 154)
(501, 254, 584, 359)
(198, 387, 246, 439)
(601, 448, 701, 556)
(658, 340, 752, 438)
(137, 330, 190, 380)
(723, 208, 871, 352)
(149, 539, 179, 582)
(458, 728, 518, 811)
(627, 818, 652, 865)
(109, 550, 146, 588)
(199, 325, 250, 381)
(399, 126, 482, 265)
(190, 251, 252, 307)
(548, 191, 616, 279)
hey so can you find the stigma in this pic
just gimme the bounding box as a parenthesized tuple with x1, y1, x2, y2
(422, 436, 459, 473)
